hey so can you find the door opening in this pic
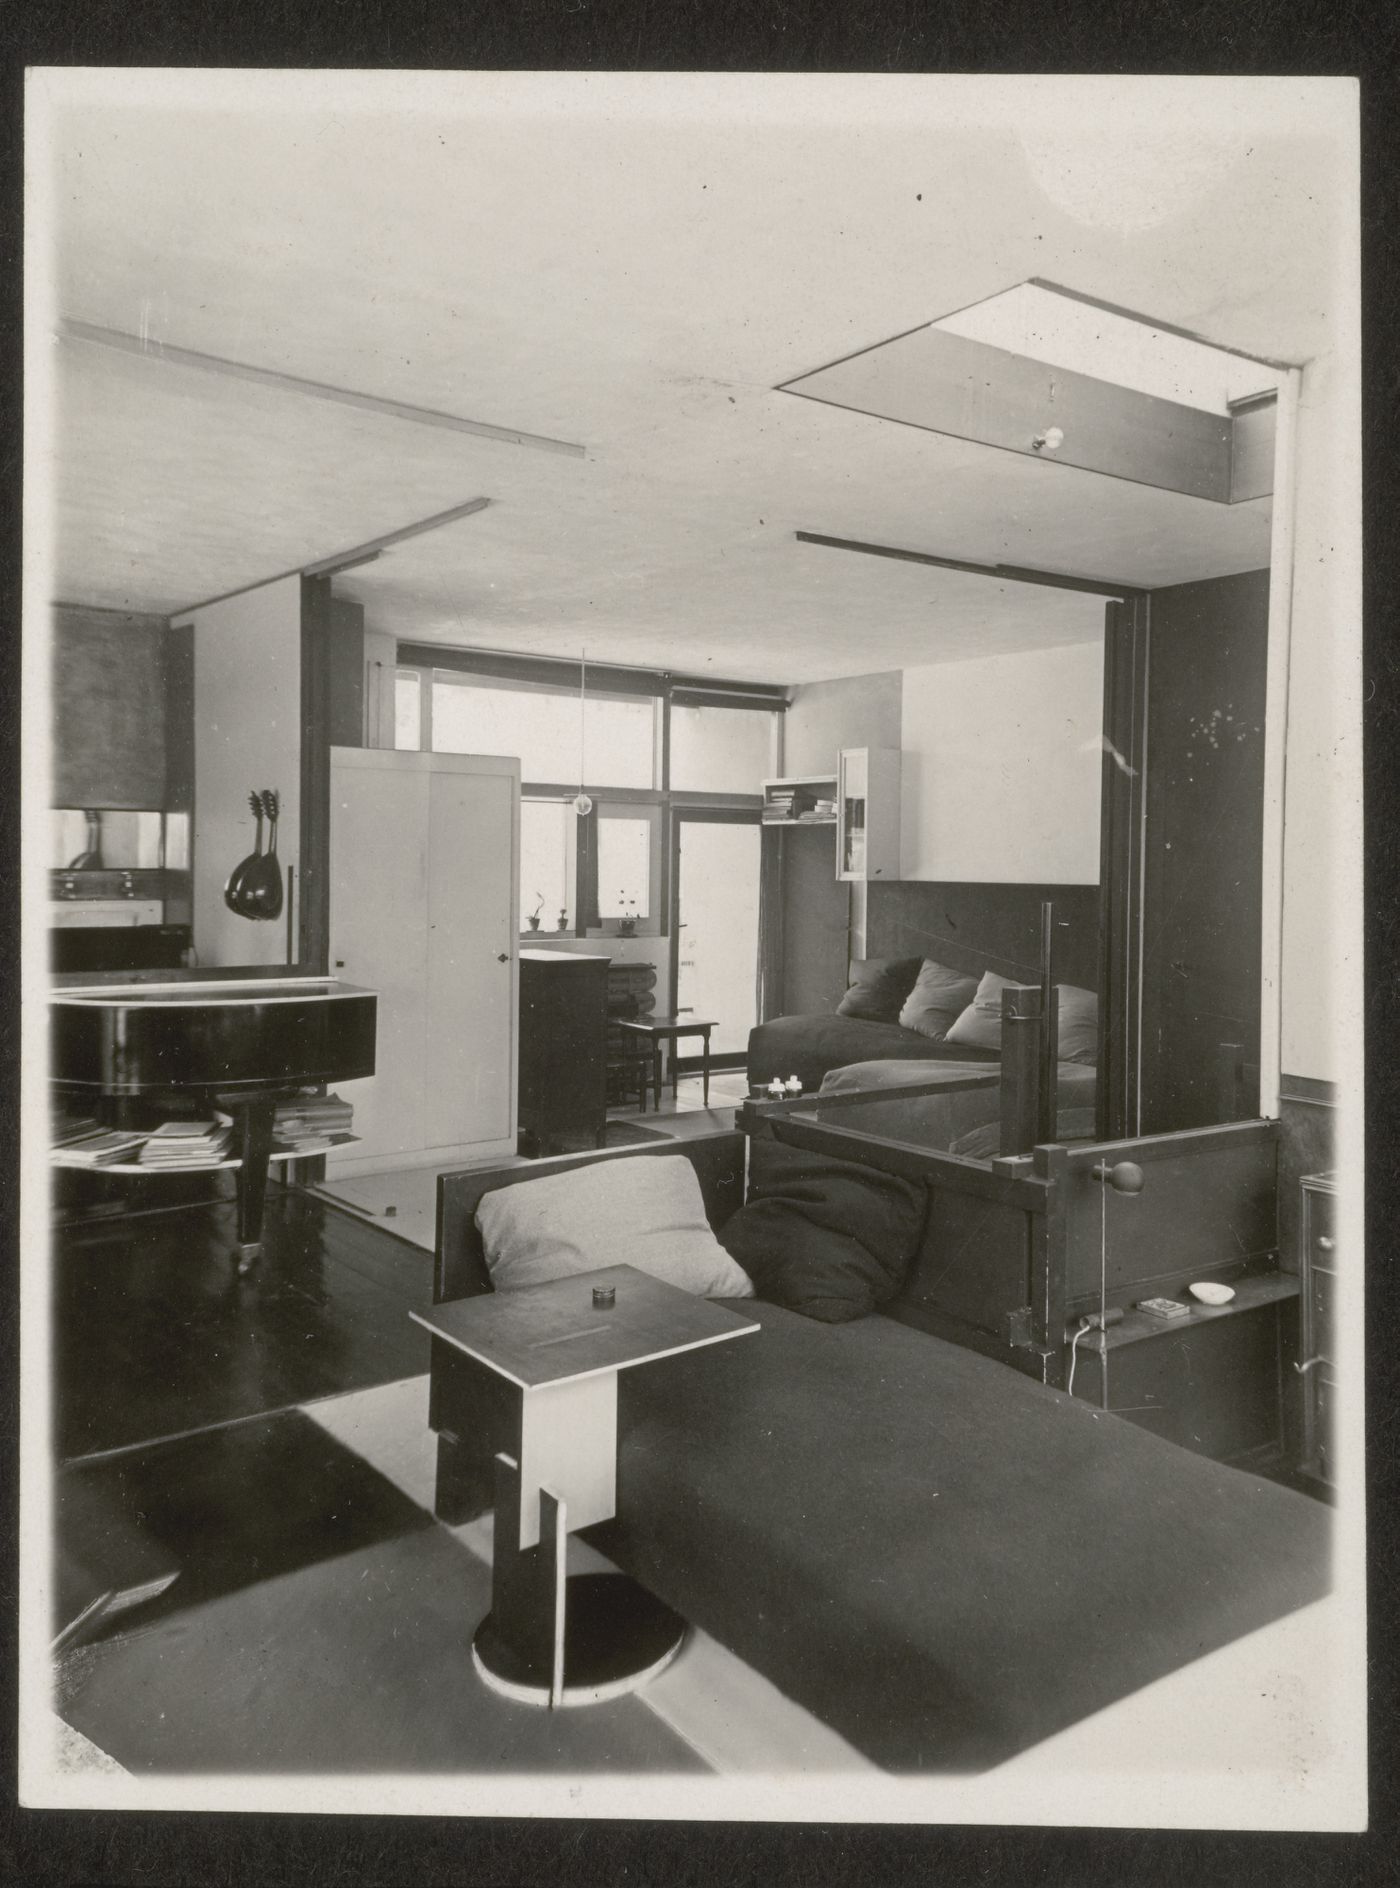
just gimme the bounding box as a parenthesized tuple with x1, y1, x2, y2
(669, 809, 762, 1069)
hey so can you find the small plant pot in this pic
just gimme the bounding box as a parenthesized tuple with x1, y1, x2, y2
(527, 917, 541, 931)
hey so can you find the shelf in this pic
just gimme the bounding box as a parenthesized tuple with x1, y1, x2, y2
(761, 816, 837, 827)
(1080, 1272, 1300, 1353)
(51, 1132, 361, 1175)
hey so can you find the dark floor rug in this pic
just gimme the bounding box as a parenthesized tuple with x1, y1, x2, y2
(602, 1120, 671, 1146)
(55, 1189, 434, 1460)
(55, 1410, 434, 1644)
(58, 1514, 709, 1776)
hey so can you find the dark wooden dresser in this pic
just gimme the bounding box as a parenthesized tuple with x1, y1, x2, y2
(517, 949, 612, 1158)
(1299, 1170, 1339, 1487)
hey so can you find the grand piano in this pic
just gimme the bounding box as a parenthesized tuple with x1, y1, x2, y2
(51, 970, 377, 1268)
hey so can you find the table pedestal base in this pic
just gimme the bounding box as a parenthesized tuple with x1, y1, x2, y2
(472, 1572, 685, 1708)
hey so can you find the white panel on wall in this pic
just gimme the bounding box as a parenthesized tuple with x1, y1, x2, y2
(179, 574, 302, 968)
(900, 639, 1104, 884)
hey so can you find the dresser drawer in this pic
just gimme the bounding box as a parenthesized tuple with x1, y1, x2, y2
(1307, 1188, 1337, 1267)
(1312, 1366, 1339, 1485)
(1308, 1264, 1337, 1368)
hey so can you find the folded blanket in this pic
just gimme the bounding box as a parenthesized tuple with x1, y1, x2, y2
(718, 1137, 924, 1321)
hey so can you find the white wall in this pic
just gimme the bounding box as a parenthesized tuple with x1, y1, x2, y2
(900, 641, 1103, 884)
(783, 670, 902, 777)
(176, 575, 302, 968)
(1279, 345, 1360, 1084)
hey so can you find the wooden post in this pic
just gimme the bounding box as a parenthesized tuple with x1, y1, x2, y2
(1000, 985, 1043, 1156)
(1038, 900, 1060, 1144)
(1031, 1143, 1071, 1387)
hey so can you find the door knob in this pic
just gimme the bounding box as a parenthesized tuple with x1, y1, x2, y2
(496, 952, 509, 963)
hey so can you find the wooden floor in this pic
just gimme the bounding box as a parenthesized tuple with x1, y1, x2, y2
(54, 1182, 434, 1462)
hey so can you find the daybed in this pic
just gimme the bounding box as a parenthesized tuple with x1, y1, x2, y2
(426, 1132, 1330, 1773)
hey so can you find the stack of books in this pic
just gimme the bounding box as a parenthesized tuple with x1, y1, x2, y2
(138, 1119, 234, 1168)
(53, 1120, 149, 1166)
(762, 789, 798, 824)
(273, 1092, 355, 1155)
(798, 795, 836, 821)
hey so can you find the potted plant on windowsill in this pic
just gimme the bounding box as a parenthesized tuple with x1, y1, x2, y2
(526, 894, 544, 932)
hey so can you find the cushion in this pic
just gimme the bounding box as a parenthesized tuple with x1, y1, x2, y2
(945, 975, 1100, 1062)
(896, 959, 981, 1041)
(476, 1154, 754, 1297)
(943, 969, 1013, 1050)
(836, 956, 924, 1023)
(1056, 983, 1099, 1064)
(717, 1138, 923, 1322)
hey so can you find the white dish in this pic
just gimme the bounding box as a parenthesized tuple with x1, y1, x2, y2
(1188, 1281, 1236, 1306)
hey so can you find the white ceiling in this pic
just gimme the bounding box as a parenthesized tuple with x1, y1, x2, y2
(32, 73, 1352, 684)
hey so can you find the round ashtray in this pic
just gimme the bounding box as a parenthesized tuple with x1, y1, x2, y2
(1187, 1281, 1235, 1307)
(592, 1285, 617, 1310)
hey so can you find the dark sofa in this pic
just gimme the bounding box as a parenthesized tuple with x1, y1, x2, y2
(747, 1011, 997, 1091)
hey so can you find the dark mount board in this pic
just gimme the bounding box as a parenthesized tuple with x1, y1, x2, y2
(866, 881, 1101, 990)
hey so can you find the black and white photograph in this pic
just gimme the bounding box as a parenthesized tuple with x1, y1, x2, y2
(19, 68, 1365, 1830)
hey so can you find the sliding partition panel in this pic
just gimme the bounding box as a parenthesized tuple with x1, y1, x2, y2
(1096, 595, 1149, 1140)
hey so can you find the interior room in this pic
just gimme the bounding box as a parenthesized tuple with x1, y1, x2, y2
(23, 72, 1362, 1824)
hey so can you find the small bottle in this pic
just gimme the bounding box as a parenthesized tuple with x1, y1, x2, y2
(767, 1077, 786, 1099)
(785, 1075, 803, 1094)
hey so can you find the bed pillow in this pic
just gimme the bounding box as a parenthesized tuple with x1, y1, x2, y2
(944, 974, 1101, 1061)
(836, 956, 924, 1023)
(896, 959, 981, 1041)
(943, 970, 1013, 1050)
(717, 1138, 924, 1322)
(1056, 984, 1099, 1065)
(476, 1154, 754, 1297)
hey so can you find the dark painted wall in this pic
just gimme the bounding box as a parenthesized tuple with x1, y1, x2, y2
(1139, 569, 1270, 1134)
(867, 880, 1101, 990)
(777, 823, 849, 1015)
(52, 604, 185, 809)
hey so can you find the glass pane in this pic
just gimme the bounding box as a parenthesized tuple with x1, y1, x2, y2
(520, 800, 574, 932)
(669, 704, 776, 793)
(51, 809, 166, 870)
(395, 670, 422, 750)
(675, 820, 762, 1056)
(597, 815, 651, 919)
(431, 676, 655, 788)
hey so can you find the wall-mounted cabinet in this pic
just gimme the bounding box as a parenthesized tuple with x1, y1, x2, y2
(837, 747, 901, 881)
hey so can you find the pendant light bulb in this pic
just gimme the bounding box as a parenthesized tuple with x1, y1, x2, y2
(573, 792, 593, 816)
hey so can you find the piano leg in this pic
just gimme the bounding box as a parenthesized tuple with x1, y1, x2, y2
(229, 1098, 277, 1273)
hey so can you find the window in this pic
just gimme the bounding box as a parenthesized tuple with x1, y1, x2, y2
(394, 669, 423, 750)
(431, 674, 656, 789)
(597, 813, 653, 921)
(520, 799, 576, 932)
(669, 703, 778, 793)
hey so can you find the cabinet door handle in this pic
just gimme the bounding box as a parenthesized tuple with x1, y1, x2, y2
(496, 952, 509, 963)
(1317, 1235, 1335, 1251)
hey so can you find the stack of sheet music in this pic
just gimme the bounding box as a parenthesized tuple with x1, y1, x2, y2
(137, 1119, 234, 1168)
(53, 1120, 148, 1166)
(272, 1092, 354, 1155)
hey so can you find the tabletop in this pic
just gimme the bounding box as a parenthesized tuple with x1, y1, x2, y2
(615, 1015, 717, 1034)
(412, 1263, 758, 1390)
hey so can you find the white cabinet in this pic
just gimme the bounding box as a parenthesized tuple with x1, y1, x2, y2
(837, 747, 901, 881)
(326, 747, 519, 1173)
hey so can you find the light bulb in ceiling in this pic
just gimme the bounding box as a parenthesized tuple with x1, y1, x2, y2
(573, 792, 593, 817)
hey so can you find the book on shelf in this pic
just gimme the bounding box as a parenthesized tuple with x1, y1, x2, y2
(138, 1121, 233, 1166)
(55, 1126, 150, 1165)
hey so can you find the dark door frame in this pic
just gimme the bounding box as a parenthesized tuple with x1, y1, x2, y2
(668, 804, 764, 1071)
(1096, 592, 1150, 1141)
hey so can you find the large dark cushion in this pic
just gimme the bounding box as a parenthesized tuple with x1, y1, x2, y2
(601, 1301, 1333, 1772)
(748, 1013, 998, 1091)
(836, 956, 923, 1023)
(717, 1138, 924, 1321)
